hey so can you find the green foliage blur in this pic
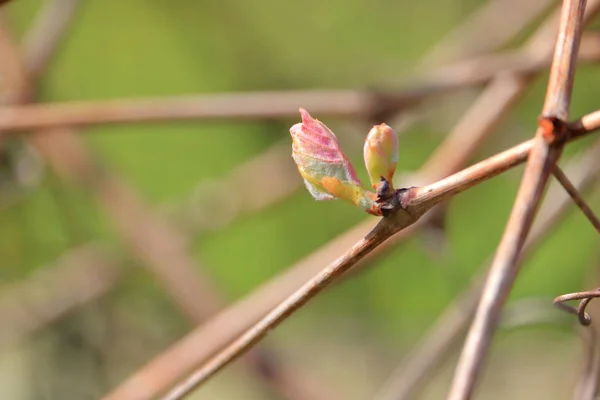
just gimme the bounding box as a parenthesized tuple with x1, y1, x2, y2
(3, 0, 600, 398)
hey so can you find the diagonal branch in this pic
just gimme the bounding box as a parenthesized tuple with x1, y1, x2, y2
(552, 165, 600, 233)
(448, 1, 591, 399)
(22, 0, 80, 79)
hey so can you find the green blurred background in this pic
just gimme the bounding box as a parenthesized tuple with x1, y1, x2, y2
(2, 0, 600, 399)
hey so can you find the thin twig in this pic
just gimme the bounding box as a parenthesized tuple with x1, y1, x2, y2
(552, 165, 600, 233)
(375, 137, 600, 400)
(448, 1, 591, 399)
(162, 229, 394, 400)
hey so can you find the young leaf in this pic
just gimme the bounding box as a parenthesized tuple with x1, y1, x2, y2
(290, 108, 377, 212)
(363, 123, 398, 189)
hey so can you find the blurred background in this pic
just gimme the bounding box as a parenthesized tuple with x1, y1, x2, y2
(2, 0, 600, 399)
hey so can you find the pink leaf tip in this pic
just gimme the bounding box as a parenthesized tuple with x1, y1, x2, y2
(290, 108, 377, 213)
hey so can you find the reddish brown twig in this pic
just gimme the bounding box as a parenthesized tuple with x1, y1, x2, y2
(552, 165, 600, 233)
(375, 137, 600, 400)
(448, 1, 592, 399)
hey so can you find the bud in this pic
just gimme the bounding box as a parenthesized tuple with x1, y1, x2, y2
(290, 108, 376, 211)
(363, 123, 398, 189)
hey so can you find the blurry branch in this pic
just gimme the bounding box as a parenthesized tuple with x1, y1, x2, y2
(375, 137, 600, 400)
(23, 0, 80, 79)
(0, 245, 121, 349)
(0, 11, 337, 400)
(449, 1, 591, 399)
(2, 37, 600, 132)
(417, 31, 600, 95)
(0, 14, 29, 103)
(551, 166, 600, 233)
(169, 140, 302, 234)
(421, 0, 553, 64)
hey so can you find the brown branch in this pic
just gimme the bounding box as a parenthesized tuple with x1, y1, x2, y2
(421, 0, 553, 64)
(552, 165, 600, 233)
(375, 137, 600, 400)
(448, 1, 591, 399)
(3, 38, 600, 133)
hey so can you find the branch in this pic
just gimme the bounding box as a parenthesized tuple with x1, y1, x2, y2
(1, 27, 599, 133)
(2, 38, 600, 133)
(448, 1, 592, 398)
(421, 0, 553, 64)
(374, 137, 600, 400)
(552, 165, 600, 233)
(22, 0, 80, 79)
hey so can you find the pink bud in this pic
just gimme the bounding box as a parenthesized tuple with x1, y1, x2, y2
(290, 108, 376, 212)
(363, 123, 398, 189)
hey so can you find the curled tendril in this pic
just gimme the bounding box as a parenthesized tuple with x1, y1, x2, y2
(553, 288, 600, 326)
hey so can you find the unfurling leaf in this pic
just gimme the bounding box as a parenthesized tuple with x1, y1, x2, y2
(363, 124, 398, 189)
(290, 108, 377, 212)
